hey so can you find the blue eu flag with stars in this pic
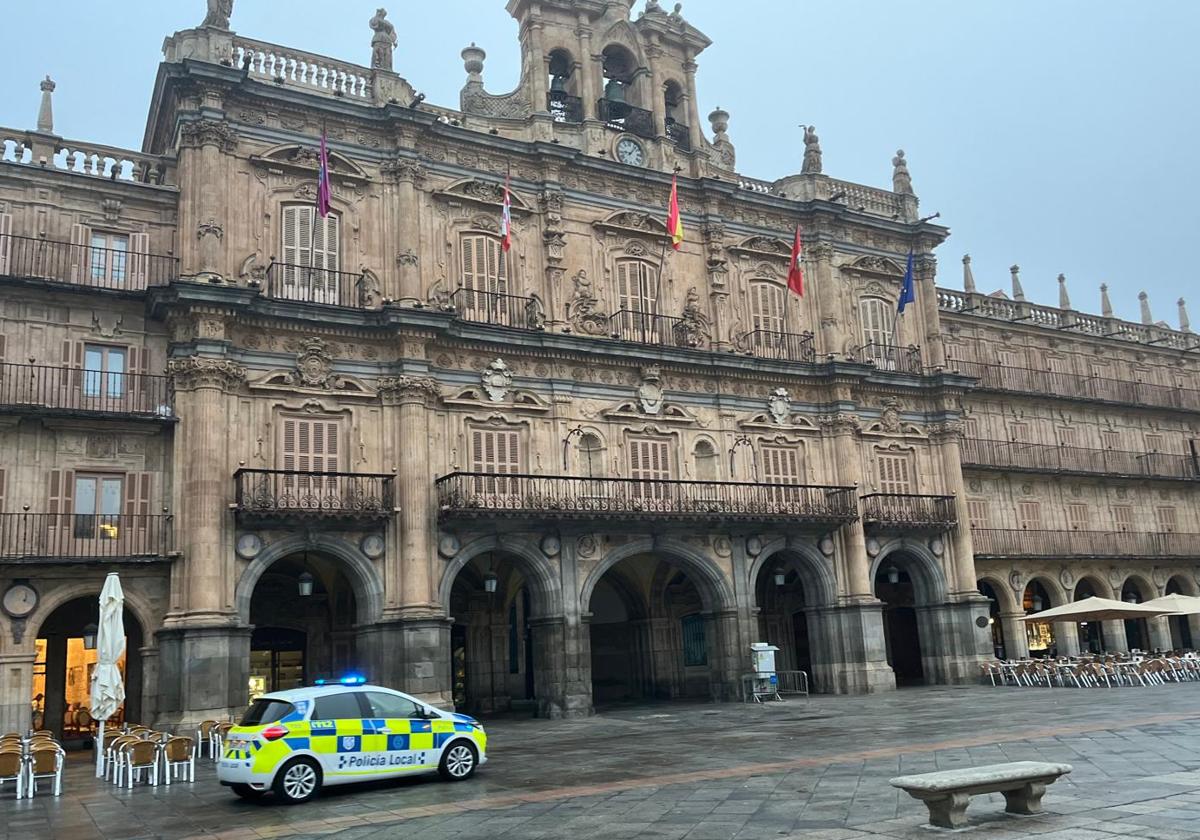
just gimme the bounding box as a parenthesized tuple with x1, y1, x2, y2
(897, 251, 916, 314)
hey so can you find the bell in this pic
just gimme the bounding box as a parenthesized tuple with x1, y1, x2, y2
(605, 78, 626, 104)
(550, 74, 567, 93)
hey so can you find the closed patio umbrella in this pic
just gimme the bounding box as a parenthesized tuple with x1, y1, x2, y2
(89, 572, 126, 777)
(1017, 595, 1172, 623)
(1139, 593, 1200, 616)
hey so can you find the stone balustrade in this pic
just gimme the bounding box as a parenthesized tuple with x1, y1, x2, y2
(232, 37, 373, 101)
(736, 175, 773, 194)
(822, 177, 907, 218)
(0, 126, 173, 185)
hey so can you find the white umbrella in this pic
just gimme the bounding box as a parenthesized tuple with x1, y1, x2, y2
(1140, 593, 1200, 616)
(1017, 595, 1172, 623)
(89, 572, 126, 777)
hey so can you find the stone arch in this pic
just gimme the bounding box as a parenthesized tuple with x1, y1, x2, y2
(438, 534, 562, 619)
(579, 537, 735, 616)
(1166, 574, 1199, 596)
(21, 580, 160, 655)
(236, 534, 385, 626)
(1073, 572, 1111, 600)
(1023, 573, 1067, 610)
(870, 538, 948, 605)
(1121, 573, 1157, 602)
(748, 538, 838, 609)
(976, 573, 1018, 614)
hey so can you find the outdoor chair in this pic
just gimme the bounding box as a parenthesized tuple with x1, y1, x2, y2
(26, 744, 64, 798)
(212, 722, 234, 760)
(980, 662, 1003, 686)
(30, 713, 44, 731)
(196, 720, 217, 759)
(0, 750, 25, 800)
(106, 735, 141, 784)
(30, 730, 53, 738)
(73, 709, 93, 735)
(121, 740, 159, 788)
(162, 736, 195, 784)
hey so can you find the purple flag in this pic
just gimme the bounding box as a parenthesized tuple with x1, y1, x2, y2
(317, 131, 332, 218)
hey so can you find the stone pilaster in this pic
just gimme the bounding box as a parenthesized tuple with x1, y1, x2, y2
(999, 611, 1029, 659)
(915, 253, 946, 368)
(358, 617, 452, 706)
(155, 625, 251, 729)
(177, 118, 237, 281)
(0, 652, 37, 736)
(915, 597, 992, 684)
(822, 412, 872, 600)
(808, 242, 839, 359)
(930, 420, 979, 597)
(809, 604, 895, 694)
(381, 158, 426, 303)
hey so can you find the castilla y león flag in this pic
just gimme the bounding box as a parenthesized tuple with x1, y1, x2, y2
(666, 174, 684, 250)
(787, 225, 804, 297)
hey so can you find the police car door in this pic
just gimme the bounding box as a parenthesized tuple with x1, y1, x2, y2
(310, 690, 370, 781)
(362, 691, 436, 775)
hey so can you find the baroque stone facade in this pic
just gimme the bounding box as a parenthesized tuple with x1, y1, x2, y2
(0, 1, 1196, 734)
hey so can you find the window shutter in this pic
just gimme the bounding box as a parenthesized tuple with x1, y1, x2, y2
(967, 499, 989, 529)
(69, 223, 91, 283)
(281, 205, 307, 298)
(751, 283, 785, 333)
(1017, 500, 1041, 530)
(1156, 506, 1178, 533)
(878, 453, 912, 494)
(629, 437, 670, 480)
(860, 298, 892, 348)
(124, 472, 152, 539)
(1113, 505, 1133, 532)
(0, 467, 6, 513)
(47, 469, 75, 540)
(763, 446, 800, 485)
(0, 211, 12, 276)
(61, 339, 83, 398)
(460, 234, 477, 295)
(282, 418, 298, 472)
(1066, 503, 1089, 531)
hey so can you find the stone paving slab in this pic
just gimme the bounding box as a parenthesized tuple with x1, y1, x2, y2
(7, 685, 1200, 838)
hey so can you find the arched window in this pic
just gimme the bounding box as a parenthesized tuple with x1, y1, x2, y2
(460, 232, 509, 304)
(601, 45, 637, 102)
(281, 205, 341, 304)
(750, 282, 786, 334)
(663, 80, 689, 150)
(693, 440, 718, 482)
(577, 432, 604, 478)
(600, 45, 652, 137)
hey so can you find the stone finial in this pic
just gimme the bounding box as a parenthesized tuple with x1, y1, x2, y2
(36, 75, 55, 133)
(1139, 291, 1153, 325)
(801, 125, 822, 175)
(201, 0, 233, 29)
(892, 149, 914, 195)
(708, 107, 729, 135)
(1179, 298, 1191, 333)
(1100, 283, 1113, 317)
(369, 8, 398, 71)
(1010, 264, 1025, 302)
(962, 254, 976, 293)
(1057, 273, 1071, 310)
(708, 107, 735, 168)
(462, 42, 486, 82)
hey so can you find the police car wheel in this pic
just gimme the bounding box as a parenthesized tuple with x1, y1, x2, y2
(438, 742, 478, 781)
(274, 757, 322, 804)
(230, 783, 265, 800)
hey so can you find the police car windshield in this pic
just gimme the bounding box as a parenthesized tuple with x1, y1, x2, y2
(240, 698, 296, 726)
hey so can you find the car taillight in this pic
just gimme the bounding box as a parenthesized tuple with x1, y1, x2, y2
(261, 725, 289, 741)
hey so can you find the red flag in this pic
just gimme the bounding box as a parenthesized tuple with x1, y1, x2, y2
(787, 225, 804, 296)
(666, 175, 684, 250)
(501, 174, 513, 253)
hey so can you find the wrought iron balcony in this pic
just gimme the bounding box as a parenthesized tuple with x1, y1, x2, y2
(263, 261, 368, 308)
(851, 342, 923, 375)
(948, 359, 1200, 412)
(736, 329, 816, 363)
(0, 513, 174, 564)
(597, 99, 656, 139)
(234, 469, 394, 522)
(961, 438, 1200, 481)
(860, 493, 958, 531)
(609, 309, 710, 349)
(436, 473, 859, 527)
(0, 362, 173, 420)
(972, 528, 1200, 559)
(450, 288, 546, 330)
(666, 119, 691, 151)
(547, 91, 583, 123)
(0, 233, 177, 292)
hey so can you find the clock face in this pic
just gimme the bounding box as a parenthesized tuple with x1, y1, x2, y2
(3, 584, 38, 618)
(616, 138, 645, 166)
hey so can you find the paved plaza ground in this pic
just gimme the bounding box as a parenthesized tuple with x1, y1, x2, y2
(7, 684, 1200, 839)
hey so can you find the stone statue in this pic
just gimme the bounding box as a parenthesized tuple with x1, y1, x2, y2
(892, 149, 913, 195)
(801, 125, 822, 175)
(202, 0, 233, 29)
(369, 8, 398, 72)
(567, 270, 609, 335)
(645, 0, 664, 13)
(673, 286, 711, 348)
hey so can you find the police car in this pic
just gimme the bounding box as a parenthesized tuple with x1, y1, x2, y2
(217, 677, 487, 804)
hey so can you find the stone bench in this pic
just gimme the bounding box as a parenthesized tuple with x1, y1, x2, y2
(889, 761, 1073, 829)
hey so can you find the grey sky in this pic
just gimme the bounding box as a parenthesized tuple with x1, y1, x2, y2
(2, 1, 1196, 327)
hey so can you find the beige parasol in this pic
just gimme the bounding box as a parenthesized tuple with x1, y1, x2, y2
(1139, 593, 1200, 615)
(1017, 595, 1173, 623)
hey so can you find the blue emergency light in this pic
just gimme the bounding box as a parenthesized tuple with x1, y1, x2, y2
(313, 674, 367, 686)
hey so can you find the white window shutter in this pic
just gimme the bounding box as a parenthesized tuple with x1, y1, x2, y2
(0, 212, 12, 276)
(69, 223, 91, 283)
(129, 231, 150, 289)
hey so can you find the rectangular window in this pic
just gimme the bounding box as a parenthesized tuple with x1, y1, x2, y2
(459, 233, 509, 301)
(629, 436, 672, 503)
(967, 499, 989, 530)
(1100, 430, 1121, 450)
(616, 259, 658, 314)
(1047, 356, 1073, 375)
(859, 297, 895, 368)
(750, 282, 786, 333)
(281, 416, 341, 505)
(89, 232, 128, 286)
(996, 349, 1021, 368)
(963, 415, 980, 440)
(1008, 422, 1030, 443)
(1017, 500, 1041, 530)
(1066, 503, 1089, 531)
(877, 453, 913, 494)
(280, 206, 341, 304)
(680, 614, 707, 667)
(73, 474, 123, 539)
(1056, 427, 1077, 448)
(761, 445, 802, 485)
(82, 344, 126, 400)
(1112, 505, 1133, 532)
(470, 426, 521, 497)
(1144, 433, 1164, 453)
(1156, 506, 1178, 533)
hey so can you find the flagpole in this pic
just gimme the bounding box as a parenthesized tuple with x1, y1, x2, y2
(308, 121, 326, 303)
(654, 166, 682, 343)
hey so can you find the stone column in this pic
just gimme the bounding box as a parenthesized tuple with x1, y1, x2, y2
(43, 635, 67, 739)
(1055, 623, 1081, 657)
(809, 604, 895, 693)
(915, 599, 992, 684)
(382, 159, 426, 303)
(999, 611, 1029, 659)
(823, 413, 871, 600)
(682, 58, 704, 155)
(138, 646, 160, 727)
(177, 119, 237, 281)
(931, 421, 979, 597)
(706, 609, 743, 702)
(576, 19, 598, 121)
(1102, 620, 1129, 653)
(0, 652, 36, 735)
(526, 19, 548, 115)
(915, 254, 946, 369)
(1147, 616, 1172, 652)
(380, 375, 441, 617)
(808, 242, 839, 358)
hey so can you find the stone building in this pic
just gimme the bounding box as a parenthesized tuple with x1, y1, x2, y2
(0, 1, 1195, 735)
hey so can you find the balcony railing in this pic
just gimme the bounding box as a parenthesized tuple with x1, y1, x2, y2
(0, 362, 173, 419)
(547, 91, 584, 123)
(860, 493, 958, 531)
(0, 234, 177, 291)
(0, 513, 173, 563)
(948, 359, 1200, 412)
(972, 528, 1200, 559)
(666, 119, 691, 152)
(234, 469, 394, 521)
(597, 99, 656, 139)
(263, 261, 367, 308)
(961, 438, 1200, 481)
(436, 473, 859, 527)
(450, 288, 545, 330)
(609, 309, 709, 349)
(851, 342, 923, 375)
(736, 329, 816, 363)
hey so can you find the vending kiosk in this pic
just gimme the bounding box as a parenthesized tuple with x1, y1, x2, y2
(745, 642, 781, 703)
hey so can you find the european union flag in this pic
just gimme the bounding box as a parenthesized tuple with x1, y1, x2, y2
(897, 250, 916, 314)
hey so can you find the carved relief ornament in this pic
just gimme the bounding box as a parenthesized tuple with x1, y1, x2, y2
(818, 412, 860, 435)
(286, 338, 338, 389)
(167, 356, 246, 391)
(380, 157, 427, 185)
(178, 118, 238, 152)
(378, 375, 441, 406)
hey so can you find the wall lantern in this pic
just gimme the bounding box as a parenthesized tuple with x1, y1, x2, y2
(483, 571, 499, 594)
(1031, 594, 1043, 612)
(774, 569, 786, 587)
(298, 572, 315, 598)
(83, 623, 98, 650)
(886, 566, 900, 585)
(1124, 593, 1138, 604)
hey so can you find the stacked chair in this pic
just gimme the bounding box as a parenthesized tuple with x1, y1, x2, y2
(0, 731, 65, 799)
(982, 652, 1200, 688)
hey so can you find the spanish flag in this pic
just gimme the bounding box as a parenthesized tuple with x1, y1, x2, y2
(666, 174, 684, 250)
